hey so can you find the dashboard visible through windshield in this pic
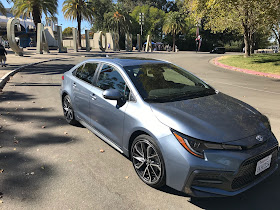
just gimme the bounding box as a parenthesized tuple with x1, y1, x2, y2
(124, 63, 216, 102)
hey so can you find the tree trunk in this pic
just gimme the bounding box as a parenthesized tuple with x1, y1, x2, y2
(272, 27, 280, 48)
(243, 26, 251, 57)
(77, 13, 82, 48)
(242, 6, 251, 57)
(32, 5, 41, 30)
(250, 32, 254, 54)
(172, 32, 175, 52)
(32, 5, 41, 45)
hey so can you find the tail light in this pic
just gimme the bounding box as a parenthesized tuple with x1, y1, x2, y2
(62, 75, 64, 80)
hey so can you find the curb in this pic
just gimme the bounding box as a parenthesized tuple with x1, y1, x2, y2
(0, 58, 63, 90)
(211, 57, 280, 79)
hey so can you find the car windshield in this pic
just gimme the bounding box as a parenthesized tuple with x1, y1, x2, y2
(124, 63, 216, 102)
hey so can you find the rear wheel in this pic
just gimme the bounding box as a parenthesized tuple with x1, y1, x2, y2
(63, 95, 78, 125)
(131, 134, 166, 188)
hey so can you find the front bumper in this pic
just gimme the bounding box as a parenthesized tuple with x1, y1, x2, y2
(184, 146, 278, 197)
(159, 132, 279, 197)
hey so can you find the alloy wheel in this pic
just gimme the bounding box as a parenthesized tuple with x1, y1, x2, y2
(132, 139, 162, 184)
(63, 96, 74, 122)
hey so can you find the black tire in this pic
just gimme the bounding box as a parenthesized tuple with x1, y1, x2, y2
(131, 134, 166, 188)
(62, 95, 79, 125)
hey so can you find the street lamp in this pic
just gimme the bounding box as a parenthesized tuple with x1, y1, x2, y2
(139, 12, 144, 36)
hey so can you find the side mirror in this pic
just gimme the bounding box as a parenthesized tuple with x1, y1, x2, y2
(103, 89, 126, 108)
(103, 89, 122, 100)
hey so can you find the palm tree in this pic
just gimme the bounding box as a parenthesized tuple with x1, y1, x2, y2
(11, 0, 58, 29)
(0, 0, 10, 15)
(163, 11, 186, 52)
(0, 1, 6, 15)
(104, 3, 131, 35)
(62, 0, 94, 48)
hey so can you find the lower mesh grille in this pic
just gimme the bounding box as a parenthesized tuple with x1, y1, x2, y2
(231, 147, 278, 190)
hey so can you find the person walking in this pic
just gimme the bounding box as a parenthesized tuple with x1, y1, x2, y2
(0, 44, 7, 67)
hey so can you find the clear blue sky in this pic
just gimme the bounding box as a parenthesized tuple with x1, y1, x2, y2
(2, 0, 91, 33)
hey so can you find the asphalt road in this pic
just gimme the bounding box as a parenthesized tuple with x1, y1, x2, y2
(0, 52, 280, 210)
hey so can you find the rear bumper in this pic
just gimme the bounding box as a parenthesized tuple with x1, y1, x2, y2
(184, 146, 279, 197)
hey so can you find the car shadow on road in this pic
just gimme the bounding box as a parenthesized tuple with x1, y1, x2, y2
(158, 185, 189, 197)
(189, 165, 280, 210)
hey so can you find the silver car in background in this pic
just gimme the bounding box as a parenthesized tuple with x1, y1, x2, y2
(60, 58, 279, 197)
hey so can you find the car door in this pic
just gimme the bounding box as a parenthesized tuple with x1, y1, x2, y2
(89, 63, 130, 147)
(72, 62, 99, 124)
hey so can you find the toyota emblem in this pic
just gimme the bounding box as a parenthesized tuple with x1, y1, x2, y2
(256, 135, 264, 142)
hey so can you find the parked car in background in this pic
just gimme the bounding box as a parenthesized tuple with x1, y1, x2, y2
(60, 57, 278, 197)
(210, 47, 226, 54)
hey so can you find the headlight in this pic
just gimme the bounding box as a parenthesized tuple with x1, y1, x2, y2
(172, 131, 242, 159)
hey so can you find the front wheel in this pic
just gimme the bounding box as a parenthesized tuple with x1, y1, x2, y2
(62, 95, 78, 125)
(131, 134, 166, 188)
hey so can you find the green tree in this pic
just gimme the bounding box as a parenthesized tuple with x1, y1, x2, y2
(268, 7, 280, 48)
(11, 0, 57, 29)
(163, 11, 186, 52)
(104, 3, 132, 35)
(130, 5, 166, 41)
(119, 0, 168, 10)
(91, 0, 113, 32)
(271, 23, 280, 47)
(62, 27, 73, 37)
(186, 0, 280, 57)
(62, 0, 94, 47)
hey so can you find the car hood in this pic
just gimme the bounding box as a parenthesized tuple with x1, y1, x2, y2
(149, 93, 269, 143)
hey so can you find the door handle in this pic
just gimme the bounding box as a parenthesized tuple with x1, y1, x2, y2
(73, 83, 76, 88)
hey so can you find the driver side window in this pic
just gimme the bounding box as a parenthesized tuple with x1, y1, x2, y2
(96, 64, 130, 99)
(75, 62, 98, 84)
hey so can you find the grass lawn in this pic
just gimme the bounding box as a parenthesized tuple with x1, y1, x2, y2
(218, 54, 280, 75)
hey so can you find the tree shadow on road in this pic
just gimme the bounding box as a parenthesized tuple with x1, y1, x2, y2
(0, 91, 35, 102)
(0, 89, 77, 204)
(0, 151, 54, 201)
(19, 59, 76, 76)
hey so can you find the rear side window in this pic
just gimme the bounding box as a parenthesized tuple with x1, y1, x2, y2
(75, 62, 98, 84)
(96, 64, 130, 99)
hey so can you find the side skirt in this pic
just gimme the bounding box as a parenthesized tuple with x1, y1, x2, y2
(79, 119, 124, 154)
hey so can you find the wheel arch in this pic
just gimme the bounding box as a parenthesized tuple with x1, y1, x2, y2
(128, 130, 150, 159)
(61, 91, 70, 102)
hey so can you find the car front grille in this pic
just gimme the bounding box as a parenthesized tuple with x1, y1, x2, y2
(190, 146, 278, 192)
(231, 146, 278, 190)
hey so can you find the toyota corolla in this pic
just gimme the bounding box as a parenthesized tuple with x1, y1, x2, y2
(60, 58, 279, 197)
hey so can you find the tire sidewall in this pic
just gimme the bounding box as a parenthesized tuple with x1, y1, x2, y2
(63, 95, 77, 125)
(131, 134, 166, 188)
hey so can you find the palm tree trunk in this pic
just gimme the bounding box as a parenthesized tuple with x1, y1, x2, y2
(172, 32, 176, 52)
(32, 5, 41, 29)
(77, 13, 82, 48)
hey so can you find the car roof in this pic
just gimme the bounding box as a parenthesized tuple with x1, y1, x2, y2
(83, 57, 168, 67)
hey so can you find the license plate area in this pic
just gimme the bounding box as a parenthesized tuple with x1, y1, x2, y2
(255, 154, 272, 175)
